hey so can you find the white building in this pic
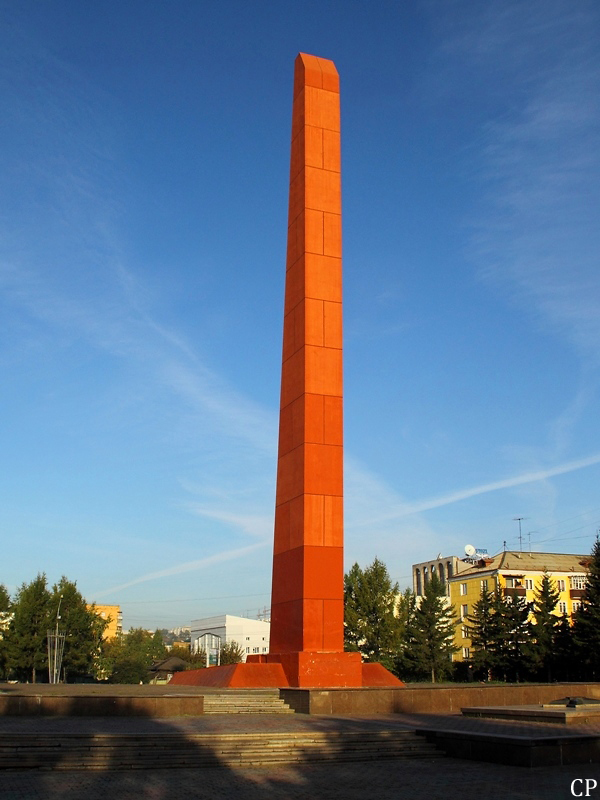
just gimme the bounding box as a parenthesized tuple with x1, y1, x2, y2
(190, 614, 270, 664)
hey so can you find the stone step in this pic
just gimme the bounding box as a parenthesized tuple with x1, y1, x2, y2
(202, 692, 294, 714)
(0, 731, 441, 770)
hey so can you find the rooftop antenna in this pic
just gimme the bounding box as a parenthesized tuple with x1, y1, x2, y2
(527, 531, 536, 553)
(503, 540, 507, 552)
(513, 517, 527, 552)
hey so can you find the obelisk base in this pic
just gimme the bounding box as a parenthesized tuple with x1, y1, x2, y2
(169, 652, 404, 689)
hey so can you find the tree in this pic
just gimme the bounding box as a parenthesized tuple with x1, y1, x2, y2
(393, 589, 417, 679)
(496, 592, 535, 682)
(4, 574, 51, 682)
(552, 612, 577, 682)
(104, 628, 167, 684)
(0, 584, 11, 680)
(531, 571, 560, 681)
(573, 539, 600, 679)
(220, 641, 245, 665)
(467, 588, 497, 681)
(49, 578, 107, 682)
(344, 558, 402, 670)
(408, 574, 458, 682)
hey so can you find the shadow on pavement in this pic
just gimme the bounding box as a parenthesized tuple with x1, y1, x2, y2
(0, 688, 597, 799)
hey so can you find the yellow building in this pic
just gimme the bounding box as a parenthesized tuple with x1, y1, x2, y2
(89, 604, 123, 640)
(447, 551, 588, 661)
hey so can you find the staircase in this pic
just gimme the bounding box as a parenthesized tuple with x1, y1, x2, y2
(0, 730, 441, 770)
(202, 690, 294, 714)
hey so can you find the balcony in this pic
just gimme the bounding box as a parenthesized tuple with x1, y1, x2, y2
(570, 589, 586, 599)
(503, 587, 526, 598)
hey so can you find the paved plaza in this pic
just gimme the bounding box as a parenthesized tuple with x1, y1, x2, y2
(1, 711, 600, 799)
(0, 752, 598, 800)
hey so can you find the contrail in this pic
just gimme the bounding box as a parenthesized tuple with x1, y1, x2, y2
(366, 452, 600, 524)
(92, 541, 269, 599)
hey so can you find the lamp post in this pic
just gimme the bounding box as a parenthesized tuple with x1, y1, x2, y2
(47, 594, 66, 684)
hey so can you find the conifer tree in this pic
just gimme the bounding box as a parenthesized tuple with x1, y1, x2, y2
(5, 574, 51, 682)
(0, 584, 11, 680)
(531, 570, 560, 680)
(573, 539, 600, 679)
(408, 574, 458, 682)
(393, 588, 418, 678)
(344, 558, 402, 670)
(497, 593, 534, 682)
(467, 588, 497, 680)
(552, 612, 576, 681)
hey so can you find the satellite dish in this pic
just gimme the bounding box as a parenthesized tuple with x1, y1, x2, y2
(465, 544, 476, 557)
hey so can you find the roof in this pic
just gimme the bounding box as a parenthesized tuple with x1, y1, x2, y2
(449, 551, 589, 578)
(148, 657, 189, 674)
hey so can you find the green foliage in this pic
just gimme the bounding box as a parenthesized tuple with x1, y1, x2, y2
(344, 558, 402, 670)
(219, 640, 245, 665)
(467, 588, 497, 680)
(49, 578, 108, 682)
(0, 584, 11, 680)
(393, 589, 417, 678)
(531, 571, 560, 680)
(104, 628, 167, 684)
(574, 539, 600, 679)
(4, 574, 51, 682)
(552, 612, 576, 681)
(406, 574, 458, 682)
(494, 591, 535, 682)
(0, 584, 10, 613)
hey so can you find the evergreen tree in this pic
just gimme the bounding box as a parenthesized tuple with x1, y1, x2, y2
(573, 539, 600, 679)
(552, 612, 577, 682)
(0, 584, 10, 613)
(531, 571, 560, 680)
(0, 584, 11, 680)
(344, 558, 402, 670)
(393, 589, 418, 679)
(5, 574, 51, 682)
(49, 578, 107, 682)
(408, 574, 458, 682)
(467, 588, 497, 680)
(496, 593, 534, 682)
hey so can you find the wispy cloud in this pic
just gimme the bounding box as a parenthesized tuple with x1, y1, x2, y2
(458, 2, 600, 365)
(92, 541, 269, 599)
(364, 451, 600, 524)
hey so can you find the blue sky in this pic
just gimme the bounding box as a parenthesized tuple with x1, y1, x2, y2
(1, 1, 599, 630)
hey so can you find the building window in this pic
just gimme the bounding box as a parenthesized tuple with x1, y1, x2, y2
(570, 576, 586, 590)
(460, 583, 468, 596)
(461, 604, 468, 619)
(557, 579, 566, 592)
(505, 577, 515, 588)
(245, 637, 250, 641)
(572, 601, 582, 614)
(462, 647, 470, 659)
(439, 563, 445, 582)
(252, 647, 259, 654)
(559, 602, 567, 614)
(480, 579, 488, 592)
(461, 626, 469, 639)
(245, 647, 250, 654)
(525, 579, 533, 590)
(262, 647, 267, 652)
(447, 561, 453, 578)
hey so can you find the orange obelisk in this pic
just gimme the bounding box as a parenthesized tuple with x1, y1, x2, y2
(259, 53, 360, 686)
(171, 54, 403, 689)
